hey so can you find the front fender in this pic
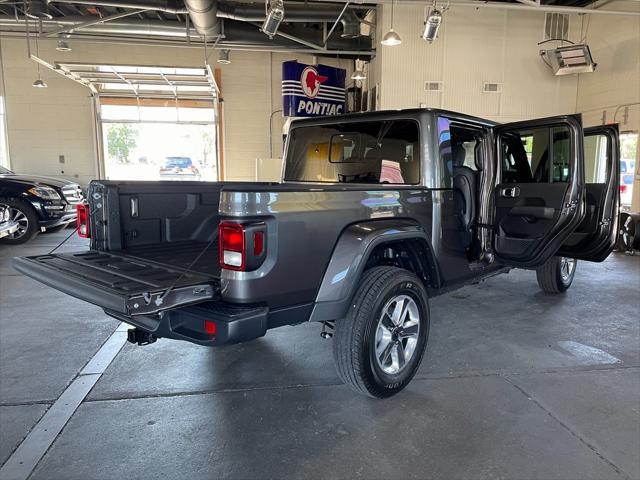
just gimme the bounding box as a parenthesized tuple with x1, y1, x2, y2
(309, 219, 434, 322)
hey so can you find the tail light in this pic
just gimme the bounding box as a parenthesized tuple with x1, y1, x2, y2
(76, 203, 90, 238)
(620, 185, 628, 194)
(219, 221, 267, 271)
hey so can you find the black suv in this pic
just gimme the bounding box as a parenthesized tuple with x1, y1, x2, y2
(0, 166, 84, 244)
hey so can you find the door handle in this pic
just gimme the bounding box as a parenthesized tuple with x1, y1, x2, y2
(501, 186, 520, 198)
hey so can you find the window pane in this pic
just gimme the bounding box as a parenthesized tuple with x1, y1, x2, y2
(284, 120, 420, 184)
(584, 134, 609, 183)
(552, 126, 571, 182)
(501, 127, 551, 183)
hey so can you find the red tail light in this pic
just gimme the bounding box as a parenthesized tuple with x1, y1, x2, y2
(76, 203, 90, 238)
(219, 222, 245, 271)
(219, 221, 267, 271)
(620, 185, 628, 194)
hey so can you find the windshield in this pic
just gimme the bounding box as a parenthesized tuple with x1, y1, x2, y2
(283, 120, 420, 184)
(0, 166, 13, 174)
(163, 157, 192, 168)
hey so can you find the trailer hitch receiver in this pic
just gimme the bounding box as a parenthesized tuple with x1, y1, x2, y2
(127, 328, 157, 346)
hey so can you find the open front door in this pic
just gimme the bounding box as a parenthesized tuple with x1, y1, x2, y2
(491, 115, 585, 267)
(557, 125, 620, 261)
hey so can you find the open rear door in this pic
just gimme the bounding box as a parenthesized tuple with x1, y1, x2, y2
(557, 125, 620, 261)
(491, 115, 585, 267)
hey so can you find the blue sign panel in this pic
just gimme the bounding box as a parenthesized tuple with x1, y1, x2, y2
(282, 61, 346, 117)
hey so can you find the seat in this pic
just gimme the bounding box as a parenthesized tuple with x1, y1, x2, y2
(452, 144, 477, 247)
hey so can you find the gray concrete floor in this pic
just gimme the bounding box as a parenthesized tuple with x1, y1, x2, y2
(1, 228, 639, 480)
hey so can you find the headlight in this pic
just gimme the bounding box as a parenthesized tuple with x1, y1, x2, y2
(27, 186, 61, 200)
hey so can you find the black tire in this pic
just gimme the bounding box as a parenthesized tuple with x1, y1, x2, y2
(535, 256, 577, 294)
(333, 266, 430, 398)
(0, 198, 40, 245)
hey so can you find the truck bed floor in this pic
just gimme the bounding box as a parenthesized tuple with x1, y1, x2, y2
(122, 240, 221, 278)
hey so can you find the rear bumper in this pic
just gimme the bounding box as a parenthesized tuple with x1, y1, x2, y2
(106, 302, 269, 347)
(106, 301, 314, 347)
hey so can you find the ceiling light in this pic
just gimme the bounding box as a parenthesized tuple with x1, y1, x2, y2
(421, 8, 442, 43)
(542, 44, 597, 75)
(56, 39, 72, 52)
(381, 0, 402, 46)
(260, 0, 285, 39)
(381, 29, 402, 46)
(217, 49, 231, 64)
(351, 68, 366, 81)
(32, 78, 47, 88)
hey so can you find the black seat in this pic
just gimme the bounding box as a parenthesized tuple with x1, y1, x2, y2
(452, 144, 477, 247)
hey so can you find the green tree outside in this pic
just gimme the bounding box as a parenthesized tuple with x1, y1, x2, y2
(107, 124, 138, 164)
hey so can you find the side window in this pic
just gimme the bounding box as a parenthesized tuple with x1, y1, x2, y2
(583, 133, 609, 183)
(500, 125, 571, 183)
(437, 117, 485, 187)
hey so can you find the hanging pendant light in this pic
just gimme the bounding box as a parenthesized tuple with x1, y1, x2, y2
(32, 32, 47, 88)
(381, 0, 402, 46)
(351, 59, 366, 81)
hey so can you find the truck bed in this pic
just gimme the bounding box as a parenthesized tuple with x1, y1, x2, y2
(122, 240, 220, 277)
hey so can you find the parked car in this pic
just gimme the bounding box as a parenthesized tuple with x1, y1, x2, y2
(14, 109, 620, 398)
(0, 166, 85, 244)
(158, 156, 201, 180)
(0, 205, 19, 239)
(620, 159, 635, 208)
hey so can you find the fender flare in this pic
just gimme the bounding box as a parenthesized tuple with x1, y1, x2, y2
(308, 219, 439, 323)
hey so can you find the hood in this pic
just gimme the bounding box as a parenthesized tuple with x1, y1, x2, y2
(0, 174, 79, 189)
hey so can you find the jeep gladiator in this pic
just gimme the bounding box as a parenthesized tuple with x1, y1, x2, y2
(14, 109, 620, 398)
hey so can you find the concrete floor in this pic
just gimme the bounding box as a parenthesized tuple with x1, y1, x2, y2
(1, 228, 639, 480)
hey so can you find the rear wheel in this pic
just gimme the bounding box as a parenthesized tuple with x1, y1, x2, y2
(0, 198, 39, 245)
(332, 266, 430, 398)
(536, 256, 577, 294)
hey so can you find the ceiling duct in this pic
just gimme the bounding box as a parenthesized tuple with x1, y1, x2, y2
(184, 0, 219, 37)
(47, 0, 188, 14)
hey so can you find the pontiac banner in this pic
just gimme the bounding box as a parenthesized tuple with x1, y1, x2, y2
(282, 61, 346, 117)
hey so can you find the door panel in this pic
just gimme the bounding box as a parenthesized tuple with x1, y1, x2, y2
(557, 124, 620, 261)
(492, 115, 585, 267)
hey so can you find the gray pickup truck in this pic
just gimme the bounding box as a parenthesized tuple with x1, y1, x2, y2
(15, 109, 620, 398)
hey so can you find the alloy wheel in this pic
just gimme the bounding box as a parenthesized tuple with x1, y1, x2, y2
(374, 294, 421, 375)
(559, 257, 576, 282)
(6, 207, 29, 239)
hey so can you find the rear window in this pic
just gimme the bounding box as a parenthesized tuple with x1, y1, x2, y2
(164, 157, 192, 168)
(283, 120, 420, 184)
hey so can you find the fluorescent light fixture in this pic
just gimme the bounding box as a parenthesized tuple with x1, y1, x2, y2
(421, 9, 442, 43)
(543, 44, 597, 75)
(260, 0, 285, 39)
(217, 49, 231, 64)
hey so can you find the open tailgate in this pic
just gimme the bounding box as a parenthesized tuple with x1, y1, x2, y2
(13, 251, 220, 316)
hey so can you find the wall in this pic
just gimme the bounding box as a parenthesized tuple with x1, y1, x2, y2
(0, 37, 351, 183)
(574, 0, 640, 210)
(371, 4, 581, 121)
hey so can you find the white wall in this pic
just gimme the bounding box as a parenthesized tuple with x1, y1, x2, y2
(371, 4, 581, 121)
(0, 37, 351, 183)
(574, 1, 640, 209)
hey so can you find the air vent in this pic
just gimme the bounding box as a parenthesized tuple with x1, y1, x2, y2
(482, 82, 502, 93)
(424, 81, 443, 92)
(544, 13, 569, 41)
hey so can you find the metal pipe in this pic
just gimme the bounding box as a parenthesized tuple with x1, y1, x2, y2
(48, 0, 188, 14)
(184, 0, 219, 37)
(44, 8, 147, 36)
(314, 0, 640, 16)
